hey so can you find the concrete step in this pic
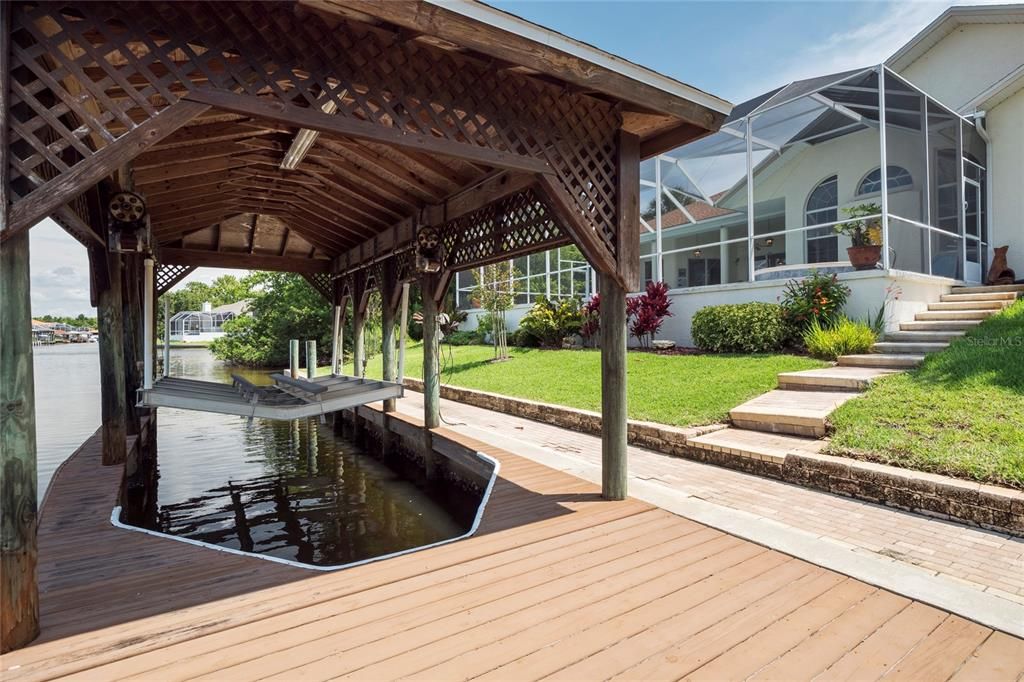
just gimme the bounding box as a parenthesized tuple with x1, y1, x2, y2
(872, 341, 948, 355)
(901, 319, 982, 332)
(928, 300, 1008, 311)
(941, 292, 1018, 303)
(729, 389, 858, 438)
(838, 353, 925, 369)
(885, 330, 965, 343)
(915, 310, 996, 321)
(951, 284, 1024, 295)
(777, 366, 899, 392)
(687, 427, 824, 464)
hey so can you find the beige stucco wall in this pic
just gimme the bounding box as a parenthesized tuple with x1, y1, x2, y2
(896, 21, 1024, 276)
(899, 24, 1024, 110)
(985, 87, 1024, 273)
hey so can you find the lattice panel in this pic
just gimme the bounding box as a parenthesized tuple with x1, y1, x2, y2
(440, 188, 569, 270)
(7, 1, 621, 258)
(302, 272, 333, 304)
(155, 263, 195, 296)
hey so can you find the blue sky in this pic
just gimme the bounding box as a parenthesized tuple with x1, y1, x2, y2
(30, 0, 989, 315)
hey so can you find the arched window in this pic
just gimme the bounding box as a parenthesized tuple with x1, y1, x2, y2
(805, 175, 839, 263)
(857, 165, 912, 195)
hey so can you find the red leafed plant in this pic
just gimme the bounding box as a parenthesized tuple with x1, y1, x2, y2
(628, 281, 672, 348)
(580, 293, 601, 346)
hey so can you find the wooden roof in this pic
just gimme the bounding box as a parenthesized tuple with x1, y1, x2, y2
(6, 0, 730, 278)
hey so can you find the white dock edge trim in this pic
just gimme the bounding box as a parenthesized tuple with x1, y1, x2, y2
(109, 451, 501, 573)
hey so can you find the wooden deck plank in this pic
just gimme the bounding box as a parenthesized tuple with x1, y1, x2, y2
(3, 417, 1022, 682)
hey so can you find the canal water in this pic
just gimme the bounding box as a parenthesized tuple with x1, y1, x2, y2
(34, 345, 474, 567)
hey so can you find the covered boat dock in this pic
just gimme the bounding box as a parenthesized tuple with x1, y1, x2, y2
(0, 0, 729, 650)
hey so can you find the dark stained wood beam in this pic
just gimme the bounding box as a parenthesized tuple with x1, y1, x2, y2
(534, 174, 620, 285)
(160, 248, 332, 274)
(308, 0, 726, 131)
(184, 89, 553, 176)
(6, 101, 211, 238)
(639, 122, 712, 160)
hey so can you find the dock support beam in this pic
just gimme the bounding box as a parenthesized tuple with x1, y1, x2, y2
(0, 230, 40, 653)
(380, 264, 398, 413)
(397, 282, 409, 383)
(94, 248, 128, 466)
(352, 304, 366, 379)
(330, 303, 342, 375)
(420, 275, 441, 480)
(143, 258, 154, 390)
(289, 339, 299, 379)
(305, 340, 316, 380)
(600, 273, 628, 500)
(163, 297, 170, 377)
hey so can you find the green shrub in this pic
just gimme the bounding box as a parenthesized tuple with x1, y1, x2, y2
(443, 330, 484, 346)
(780, 271, 850, 336)
(691, 302, 787, 353)
(803, 317, 877, 360)
(518, 296, 584, 348)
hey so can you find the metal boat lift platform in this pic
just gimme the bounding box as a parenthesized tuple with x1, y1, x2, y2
(138, 373, 403, 419)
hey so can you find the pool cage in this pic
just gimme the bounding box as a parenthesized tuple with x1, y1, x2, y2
(168, 309, 237, 338)
(454, 245, 596, 309)
(640, 64, 988, 289)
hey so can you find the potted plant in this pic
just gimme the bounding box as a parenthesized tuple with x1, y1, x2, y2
(834, 203, 882, 270)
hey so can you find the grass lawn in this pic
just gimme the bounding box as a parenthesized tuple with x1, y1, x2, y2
(828, 300, 1024, 489)
(359, 344, 825, 428)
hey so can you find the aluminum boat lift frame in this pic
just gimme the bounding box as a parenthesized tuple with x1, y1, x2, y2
(138, 374, 403, 420)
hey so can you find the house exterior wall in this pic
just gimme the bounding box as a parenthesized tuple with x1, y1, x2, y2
(169, 330, 226, 343)
(895, 21, 1024, 273)
(898, 24, 1024, 110)
(985, 87, 1024, 269)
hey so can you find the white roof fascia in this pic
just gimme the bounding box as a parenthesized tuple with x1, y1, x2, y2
(426, 0, 733, 116)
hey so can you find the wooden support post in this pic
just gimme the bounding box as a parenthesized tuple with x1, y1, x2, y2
(289, 340, 300, 379)
(380, 263, 398, 413)
(397, 282, 410, 383)
(330, 304, 341, 375)
(162, 297, 170, 377)
(0, 232, 40, 652)
(143, 258, 154, 389)
(600, 272, 628, 500)
(120, 254, 142, 436)
(305, 340, 316, 380)
(93, 247, 128, 466)
(352, 305, 366, 379)
(0, 3, 38, 652)
(420, 275, 441, 481)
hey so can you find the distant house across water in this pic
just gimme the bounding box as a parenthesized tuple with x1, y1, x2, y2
(168, 301, 248, 343)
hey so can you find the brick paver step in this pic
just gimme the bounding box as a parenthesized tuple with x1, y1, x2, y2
(951, 284, 1024, 295)
(929, 300, 1009, 311)
(838, 353, 925, 369)
(777, 366, 898, 392)
(941, 292, 1018, 302)
(900, 319, 983, 332)
(884, 330, 965, 343)
(687, 427, 824, 463)
(729, 389, 857, 437)
(871, 341, 949, 355)
(915, 309, 997, 321)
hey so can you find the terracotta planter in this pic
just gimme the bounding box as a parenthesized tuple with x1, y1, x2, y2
(847, 245, 881, 270)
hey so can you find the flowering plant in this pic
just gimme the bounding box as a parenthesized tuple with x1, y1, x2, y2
(780, 271, 850, 334)
(834, 203, 882, 247)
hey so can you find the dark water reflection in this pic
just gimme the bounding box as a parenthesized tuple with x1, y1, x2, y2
(38, 346, 474, 567)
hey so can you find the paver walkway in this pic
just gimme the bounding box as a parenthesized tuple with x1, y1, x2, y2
(396, 392, 1024, 616)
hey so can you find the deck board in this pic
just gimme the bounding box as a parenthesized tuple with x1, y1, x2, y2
(3, 416, 1022, 681)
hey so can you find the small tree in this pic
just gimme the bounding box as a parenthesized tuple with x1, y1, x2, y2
(471, 262, 520, 361)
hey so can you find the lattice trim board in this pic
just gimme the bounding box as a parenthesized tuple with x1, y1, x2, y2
(6, 1, 622, 261)
(155, 263, 195, 296)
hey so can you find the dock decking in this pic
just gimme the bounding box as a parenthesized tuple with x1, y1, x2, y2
(5, 413, 1024, 681)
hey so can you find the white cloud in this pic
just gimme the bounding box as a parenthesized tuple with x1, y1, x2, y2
(29, 220, 94, 318)
(737, 0, 1009, 102)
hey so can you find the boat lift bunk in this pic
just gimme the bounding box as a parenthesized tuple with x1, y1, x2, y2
(138, 373, 404, 420)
